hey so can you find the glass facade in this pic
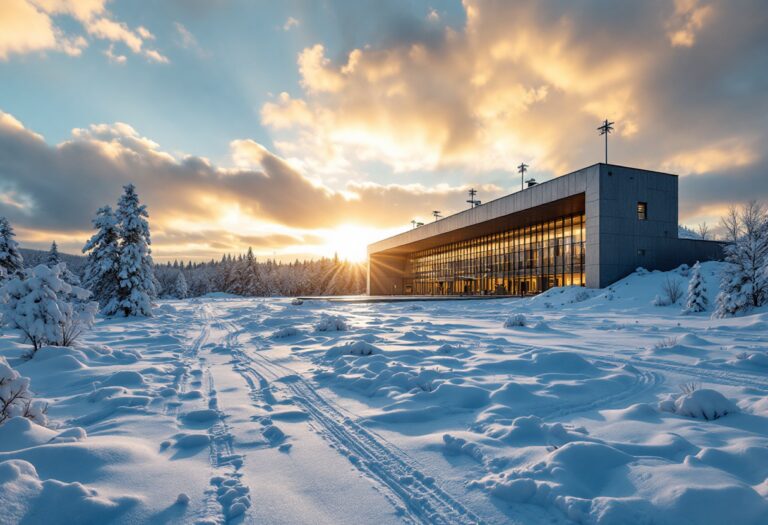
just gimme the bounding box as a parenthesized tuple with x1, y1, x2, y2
(404, 213, 585, 295)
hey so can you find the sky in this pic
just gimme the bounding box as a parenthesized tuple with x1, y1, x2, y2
(1, 0, 767, 263)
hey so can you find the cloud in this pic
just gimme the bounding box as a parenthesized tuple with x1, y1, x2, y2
(261, 0, 768, 185)
(103, 43, 126, 64)
(283, 16, 300, 31)
(667, 0, 714, 47)
(0, 110, 491, 258)
(0, 0, 86, 59)
(173, 22, 208, 58)
(0, 0, 167, 63)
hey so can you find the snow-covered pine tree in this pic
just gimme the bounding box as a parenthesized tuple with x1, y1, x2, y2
(173, 271, 188, 299)
(47, 240, 60, 265)
(47, 241, 81, 286)
(684, 261, 708, 313)
(715, 201, 768, 317)
(111, 184, 156, 316)
(0, 216, 24, 280)
(240, 247, 263, 296)
(82, 206, 121, 312)
(0, 264, 97, 353)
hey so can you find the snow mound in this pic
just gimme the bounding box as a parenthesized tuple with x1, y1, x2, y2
(325, 340, 381, 358)
(173, 433, 211, 448)
(660, 388, 740, 420)
(0, 459, 138, 524)
(315, 314, 349, 332)
(473, 438, 768, 525)
(503, 313, 526, 328)
(272, 326, 303, 339)
(486, 415, 588, 447)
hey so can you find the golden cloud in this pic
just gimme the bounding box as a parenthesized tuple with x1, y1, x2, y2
(0, 110, 498, 260)
(0, 0, 166, 62)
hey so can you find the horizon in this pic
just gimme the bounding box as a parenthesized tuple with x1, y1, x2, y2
(2, 0, 767, 263)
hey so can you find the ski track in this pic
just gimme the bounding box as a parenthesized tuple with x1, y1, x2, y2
(208, 302, 486, 525)
(538, 367, 662, 422)
(172, 303, 252, 524)
(573, 348, 768, 391)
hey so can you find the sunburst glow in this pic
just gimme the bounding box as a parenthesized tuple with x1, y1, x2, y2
(320, 224, 392, 263)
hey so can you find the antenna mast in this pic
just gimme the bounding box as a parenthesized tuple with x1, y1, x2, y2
(466, 188, 481, 208)
(597, 119, 615, 164)
(517, 163, 529, 191)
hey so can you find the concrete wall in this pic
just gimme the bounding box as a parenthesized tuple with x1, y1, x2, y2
(593, 165, 724, 286)
(594, 165, 679, 286)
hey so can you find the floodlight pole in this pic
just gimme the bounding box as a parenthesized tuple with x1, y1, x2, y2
(432, 210, 442, 221)
(597, 119, 615, 164)
(517, 163, 529, 191)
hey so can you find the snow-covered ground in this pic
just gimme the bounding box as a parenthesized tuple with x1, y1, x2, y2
(1, 262, 767, 524)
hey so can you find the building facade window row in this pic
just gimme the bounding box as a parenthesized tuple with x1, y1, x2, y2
(405, 213, 586, 295)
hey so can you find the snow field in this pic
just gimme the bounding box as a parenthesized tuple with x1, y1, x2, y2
(0, 263, 767, 524)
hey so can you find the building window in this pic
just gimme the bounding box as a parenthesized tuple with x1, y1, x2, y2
(637, 202, 648, 220)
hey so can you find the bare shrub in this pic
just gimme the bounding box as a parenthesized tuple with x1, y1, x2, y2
(678, 381, 701, 395)
(661, 277, 684, 304)
(653, 336, 679, 351)
(0, 357, 48, 426)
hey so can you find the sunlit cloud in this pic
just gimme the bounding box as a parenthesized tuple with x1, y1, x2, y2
(0, 109, 492, 261)
(0, 0, 166, 62)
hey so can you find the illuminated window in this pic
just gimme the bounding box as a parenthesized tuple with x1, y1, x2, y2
(637, 202, 648, 220)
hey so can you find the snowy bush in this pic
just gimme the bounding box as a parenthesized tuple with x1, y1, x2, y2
(504, 313, 526, 328)
(0, 264, 98, 353)
(0, 357, 47, 426)
(684, 261, 708, 313)
(315, 314, 348, 332)
(652, 294, 670, 307)
(272, 326, 302, 339)
(660, 388, 739, 421)
(715, 201, 768, 317)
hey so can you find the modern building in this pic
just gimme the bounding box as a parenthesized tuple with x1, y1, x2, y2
(367, 163, 722, 296)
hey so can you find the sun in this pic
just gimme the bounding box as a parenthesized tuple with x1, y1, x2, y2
(322, 224, 383, 263)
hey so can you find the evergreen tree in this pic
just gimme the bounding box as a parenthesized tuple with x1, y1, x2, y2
(715, 202, 768, 317)
(684, 261, 708, 313)
(47, 241, 60, 265)
(0, 216, 24, 280)
(173, 271, 188, 299)
(47, 240, 80, 286)
(82, 206, 121, 312)
(110, 184, 156, 316)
